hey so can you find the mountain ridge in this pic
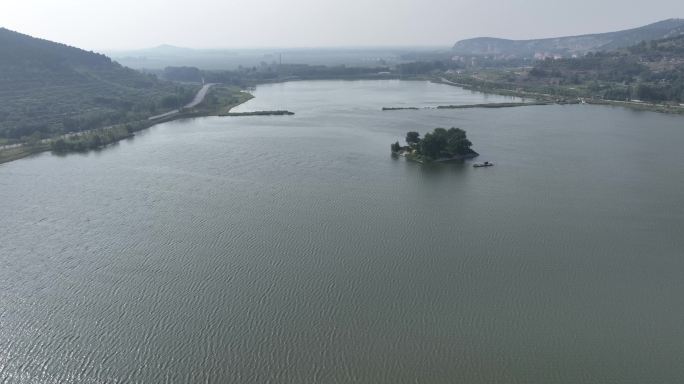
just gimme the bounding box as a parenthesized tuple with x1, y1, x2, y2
(452, 19, 684, 58)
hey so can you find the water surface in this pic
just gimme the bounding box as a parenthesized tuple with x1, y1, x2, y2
(1, 80, 684, 383)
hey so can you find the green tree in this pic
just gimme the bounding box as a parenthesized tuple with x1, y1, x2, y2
(419, 131, 446, 159)
(406, 131, 421, 146)
(416, 127, 473, 159)
(445, 127, 472, 155)
(161, 95, 179, 109)
(90, 135, 103, 149)
(51, 138, 68, 152)
(26, 132, 42, 147)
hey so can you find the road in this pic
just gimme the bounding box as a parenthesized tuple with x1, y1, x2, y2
(186, 83, 214, 108)
(148, 83, 215, 120)
(0, 84, 216, 152)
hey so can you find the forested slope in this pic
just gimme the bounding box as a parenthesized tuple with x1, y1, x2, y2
(0, 28, 196, 141)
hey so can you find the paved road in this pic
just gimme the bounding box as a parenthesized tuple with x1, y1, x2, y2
(0, 84, 216, 152)
(186, 83, 214, 108)
(148, 83, 215, 120)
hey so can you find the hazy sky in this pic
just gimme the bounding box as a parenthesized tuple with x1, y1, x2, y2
(1, 0, 683, 50)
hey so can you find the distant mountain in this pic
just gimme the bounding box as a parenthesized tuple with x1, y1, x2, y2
(452, 19, 684, 58)
(147, 44, 196, 53)
(0, 28, 194, 139)
(107, 46, 412, 70)
(113, 44, 200, 57)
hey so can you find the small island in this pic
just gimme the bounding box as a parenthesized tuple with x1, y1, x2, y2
(391, 127, 479, 163)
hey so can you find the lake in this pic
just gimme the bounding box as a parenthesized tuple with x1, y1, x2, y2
(1, 80, 684, 383)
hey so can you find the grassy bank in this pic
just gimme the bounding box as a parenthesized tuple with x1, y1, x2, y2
(219, 110, 294, 117)
(435, 75, 684, 115)
(436, 102, 553, 109)
(0, 85, 255, 165)
(383, 102, 552, 111)
(397, 151, 479, 164)
(0, 143, 51, 164)
(194, 86, 254, 115)
(51, 126, 134, 153)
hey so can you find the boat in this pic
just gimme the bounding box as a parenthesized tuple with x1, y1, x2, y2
(473, 161, 494, 168)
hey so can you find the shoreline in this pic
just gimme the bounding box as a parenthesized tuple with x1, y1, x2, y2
(393, 151, 479, 164)
(4, 76, 681, 166)
(0, 87, 255, 166)
(383, 101, 552, 111)
(433, 77, 684, 115)
(219, 110, 294, 117)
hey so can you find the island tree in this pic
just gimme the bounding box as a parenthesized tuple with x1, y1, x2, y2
(393, 127, 477, 161)
(406, 131, 421, 146)
(418, 127, 474, 159)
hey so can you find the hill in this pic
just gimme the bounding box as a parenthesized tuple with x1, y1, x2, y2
(452, 19, 684, 59)
(0, 28, 196, 141)
(445, 34, 684, 106)
(526, 33, 684, 102)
